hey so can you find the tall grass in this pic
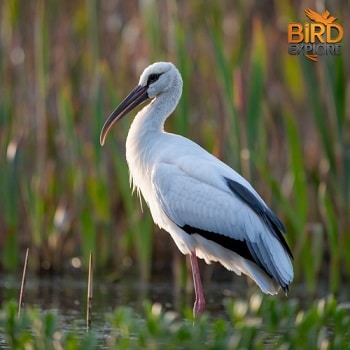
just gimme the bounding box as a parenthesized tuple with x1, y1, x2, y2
(0, 0, 349, 295)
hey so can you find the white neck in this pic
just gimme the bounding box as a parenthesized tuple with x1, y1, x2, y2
(130, 83, 182, 135)
(125, 84, 182, 193)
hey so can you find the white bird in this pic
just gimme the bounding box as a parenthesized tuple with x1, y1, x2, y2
(100, 62, 293, 316)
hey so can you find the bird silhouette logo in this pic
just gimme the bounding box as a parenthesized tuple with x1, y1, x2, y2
(288, 9, 343, 62)
(304, 9, 337, 25)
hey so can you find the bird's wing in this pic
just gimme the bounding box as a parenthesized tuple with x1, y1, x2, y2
(151, 152, 293, 288)
(305, 8, 322, 22)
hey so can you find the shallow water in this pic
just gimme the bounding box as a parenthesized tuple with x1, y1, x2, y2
(0, 274, 232, 321)
(0, 274, 349, 348)
(0, 275, 232, 348)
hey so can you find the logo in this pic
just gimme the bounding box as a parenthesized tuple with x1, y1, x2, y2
(288, 9, 343, 62)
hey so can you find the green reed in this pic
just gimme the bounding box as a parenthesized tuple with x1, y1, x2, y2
(1, 295, 349, 349)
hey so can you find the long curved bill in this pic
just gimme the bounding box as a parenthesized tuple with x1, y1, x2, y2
(100, 85, 149, 145)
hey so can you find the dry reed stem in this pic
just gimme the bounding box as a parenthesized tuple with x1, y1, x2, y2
(86, 251, 93, 329)
(18, 248, 29, 318)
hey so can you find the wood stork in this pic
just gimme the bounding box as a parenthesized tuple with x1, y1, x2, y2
(100, 62, 293, 316)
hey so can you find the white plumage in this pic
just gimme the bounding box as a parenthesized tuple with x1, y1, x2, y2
(100, 62, 293, 316)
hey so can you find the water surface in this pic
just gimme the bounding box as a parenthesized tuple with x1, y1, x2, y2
(0, 274, 349, 348)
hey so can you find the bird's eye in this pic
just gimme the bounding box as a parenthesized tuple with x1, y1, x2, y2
(147, 73, 160, 85)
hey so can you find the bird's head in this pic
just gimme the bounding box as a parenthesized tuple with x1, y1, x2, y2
(100, 62, 182, 146)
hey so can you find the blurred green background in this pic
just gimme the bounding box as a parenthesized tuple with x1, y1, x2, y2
(0, 0, 349, 295)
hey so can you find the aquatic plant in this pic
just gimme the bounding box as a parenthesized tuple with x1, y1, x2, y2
(0, 295, 349, 349)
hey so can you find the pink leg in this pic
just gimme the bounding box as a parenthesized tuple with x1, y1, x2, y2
(189, 252, 206, 317)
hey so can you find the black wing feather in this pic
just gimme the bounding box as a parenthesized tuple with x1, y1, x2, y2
(181, 224, 272, 278)
(225, 177, 293, 259)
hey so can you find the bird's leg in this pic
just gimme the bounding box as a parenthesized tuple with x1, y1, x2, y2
(189, 251, 205, 317)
